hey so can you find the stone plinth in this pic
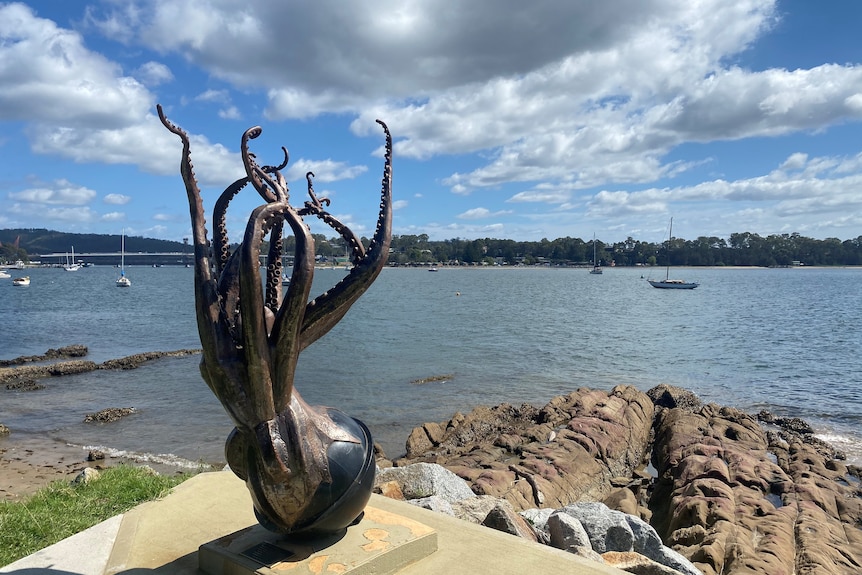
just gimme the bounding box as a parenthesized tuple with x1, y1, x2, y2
(199, 505, 437, 575)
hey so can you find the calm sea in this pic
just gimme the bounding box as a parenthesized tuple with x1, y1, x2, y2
(1, 264, 861, 468)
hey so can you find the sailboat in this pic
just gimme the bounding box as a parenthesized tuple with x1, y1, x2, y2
(64, 246, 81, 271)
(648, 218, 698, 289)
(116, 230, 131, 287)
(589, 233, 603, 274)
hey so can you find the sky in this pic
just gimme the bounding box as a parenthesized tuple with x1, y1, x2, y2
(1, 1, 862, 246)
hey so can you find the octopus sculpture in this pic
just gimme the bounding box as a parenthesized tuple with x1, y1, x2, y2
(157, 105, 392, 536)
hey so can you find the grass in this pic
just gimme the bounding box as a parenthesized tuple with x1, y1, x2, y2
(0, 465, 196, 567)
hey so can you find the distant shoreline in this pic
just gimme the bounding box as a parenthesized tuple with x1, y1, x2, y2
(5, 262, 861, 271)
(378, 264, 862, 270)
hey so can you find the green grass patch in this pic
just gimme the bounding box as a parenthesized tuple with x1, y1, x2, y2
(0, 465, 196, 567)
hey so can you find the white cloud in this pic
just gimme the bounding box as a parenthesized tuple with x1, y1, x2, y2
(507, 191, 572, 204)
(30, 112, 242, 186)
(196, 89, 230, 104)
(39, 206, 98, 223)
(135, 61, 173, 86)
(9, 0, 859, 201)
(9, 180, 97, 205)
(0, 4, 152, 129)
(284, 159, 368, 183)
(83, 3, 141, 41)
(457, 207, 512, 220)
(3, 0, 862, 242)
(101, 211, 126, 221)
(218, 106, 241, 120)
(104, 193, 131, 205)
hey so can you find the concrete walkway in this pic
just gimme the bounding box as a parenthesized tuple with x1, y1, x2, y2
(1, 470, 624, 574)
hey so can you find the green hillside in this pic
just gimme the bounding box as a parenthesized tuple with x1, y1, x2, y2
(0, 229, 188, 255)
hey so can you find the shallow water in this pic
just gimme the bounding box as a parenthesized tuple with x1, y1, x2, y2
(2, 265, 861, 465)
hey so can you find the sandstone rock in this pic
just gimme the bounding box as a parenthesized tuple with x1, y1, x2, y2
(604, 487, 639, 516)
(482, 501, 538, 542)
(602, 551, 686, 575)
(405, 426, 434, 456)
(422, 421, 446, 444)
(393, 388, 862, 575)
(374, 480, 405, 500)
(568, 545, 606, 564)
(372, 442, 388, 461)
(400, 386, 654, 511)
(375, 462, 476, 503)
(651, 404, 862, 575)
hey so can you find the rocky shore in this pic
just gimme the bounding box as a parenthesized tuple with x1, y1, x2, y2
(0, 346, 201, 391)
(373, 384, 862, 575)
(3, 348, 861, 573)
(0, 346, 205, 500)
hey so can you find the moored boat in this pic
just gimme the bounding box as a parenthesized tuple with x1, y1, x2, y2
(649, 218, 698, 289)
(116, 229, 131, 287)
(64, 246, 81, 271)
(13, 276, 30, 286)
(647, 278, 699, 289)
(589, 233, 603, 274)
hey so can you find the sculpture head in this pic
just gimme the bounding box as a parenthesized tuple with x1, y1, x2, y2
(157, 105, 392, 535)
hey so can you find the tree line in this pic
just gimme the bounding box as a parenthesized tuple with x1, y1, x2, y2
(3, 228, 862, 267)
(384, 232, 862, 267)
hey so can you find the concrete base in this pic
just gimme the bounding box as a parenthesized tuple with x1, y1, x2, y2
(1, 469, 626, 575)
(199, 506, 437, 575)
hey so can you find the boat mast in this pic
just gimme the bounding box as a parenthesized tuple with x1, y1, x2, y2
(665, 218, 673, 281)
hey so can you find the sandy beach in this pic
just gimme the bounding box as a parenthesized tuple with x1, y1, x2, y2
(0, 434, 197, 502)
(0, 435, 101, 501)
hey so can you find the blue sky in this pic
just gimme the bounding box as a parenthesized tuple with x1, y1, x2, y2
(1, 0, 862, 245)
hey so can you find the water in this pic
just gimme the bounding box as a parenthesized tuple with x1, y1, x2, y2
(2, 264, 861, 467)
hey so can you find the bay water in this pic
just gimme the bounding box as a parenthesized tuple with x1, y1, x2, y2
(2, 264, 861, 468)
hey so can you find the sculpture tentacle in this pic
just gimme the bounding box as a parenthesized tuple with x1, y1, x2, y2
(297, 120, 392, 351)
(157, 104, 233, 376)
(299, 171, 367, 264)
(265, 219, 284, 316)
(213, 178, 250, 275)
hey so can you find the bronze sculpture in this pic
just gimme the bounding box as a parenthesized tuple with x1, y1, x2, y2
(157, 105, 392, 536)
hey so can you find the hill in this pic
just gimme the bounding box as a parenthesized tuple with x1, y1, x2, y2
(0, 228, 188, 255)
